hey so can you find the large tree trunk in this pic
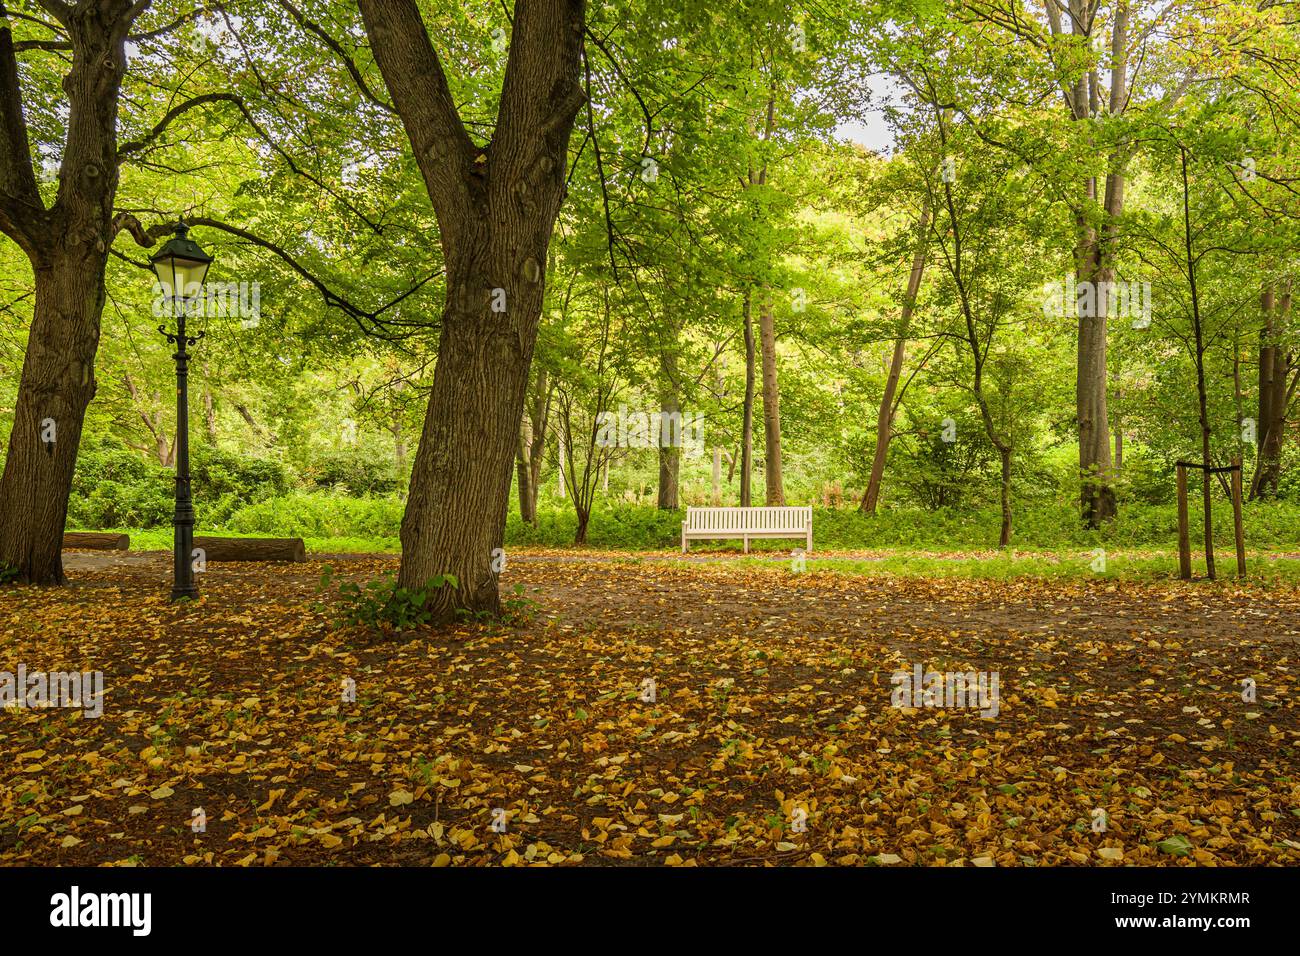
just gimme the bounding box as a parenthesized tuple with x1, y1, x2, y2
(398, 257, 550, 613)
(740, 293, 755, 507)
(1253, 286, 1289, 499)
(1066, 0, 1126, 527)
(861, 204, 929, 514)
(757, 294, 785, 505)
(359, 0, 585, 621)
(0, 260, 108, 586)
(0, 0, 140, 584)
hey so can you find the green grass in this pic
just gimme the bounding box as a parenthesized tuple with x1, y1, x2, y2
(87, 527, 399, 554)
(722, 550, 1300, 586)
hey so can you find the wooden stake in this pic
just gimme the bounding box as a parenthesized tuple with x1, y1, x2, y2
(1176, 463, 1192, 580)
(1231, 457, 1246, 578)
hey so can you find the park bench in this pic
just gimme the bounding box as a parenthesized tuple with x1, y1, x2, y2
(681, 505, 812, 554)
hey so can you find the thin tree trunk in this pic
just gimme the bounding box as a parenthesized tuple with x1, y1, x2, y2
(202, 387, 218, 445)
(516, 418, 536, 524)
(998, 446, 1012, 547)
(123, 373, 173, 466)
(1253, 285, 1288, 498)
(657, 344, 681, 509)
(861, 204, 930, 513)
(1181, 146, 1215, 580)
(526, 368, 550, 517)
(657, 398, 680, 509)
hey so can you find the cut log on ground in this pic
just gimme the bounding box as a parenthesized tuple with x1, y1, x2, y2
(193, 537, 307, 563)
(62, 532, 130, 551)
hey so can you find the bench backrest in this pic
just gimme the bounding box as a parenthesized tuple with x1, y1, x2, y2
(685, 506, 811, 532)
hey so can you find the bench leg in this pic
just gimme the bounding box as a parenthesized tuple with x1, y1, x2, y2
(807, 528, 812, 554)
(682, 524, 687, 554)
(743, 534, 749, 554)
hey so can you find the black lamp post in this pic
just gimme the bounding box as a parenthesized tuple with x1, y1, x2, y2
(150, 222, 213, 602)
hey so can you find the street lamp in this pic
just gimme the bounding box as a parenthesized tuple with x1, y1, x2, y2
(151, 221, 213, 601)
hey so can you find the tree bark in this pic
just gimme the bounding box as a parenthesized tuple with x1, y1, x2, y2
(757, 293, 784, 505)
(656, 339, 681, 509)
(193, 536, 306, 562)
(1066, 0, 1126, 527)
(997, 446, 1012, 547)
(202, 387, 218, 445)
(359, 0, 585, 620)
(861, 204, 929, 514)
(1253, 285, 1289, 499)
(63, 531, 129, 551)
(740, 293, 755, 507)
(515, 367, 549, 523)
(0, 1, 143, 584)
(0, 256, 113, 584)
(657, 394, 680, 510)
(1181, 146, 1215, 580)
(516, 419, 537, 524)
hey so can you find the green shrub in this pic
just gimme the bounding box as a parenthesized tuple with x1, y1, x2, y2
(304, 447, 403, 496)
(226, 493, 403, 538)
(69, 443, 292, 530)
(318, 564, 457, 633)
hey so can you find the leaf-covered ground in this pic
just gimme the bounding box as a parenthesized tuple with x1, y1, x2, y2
(2, 551, 1298, 866)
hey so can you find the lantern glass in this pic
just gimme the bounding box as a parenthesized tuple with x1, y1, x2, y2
(152, 255, 210, 300)
(149, 223, 213, 304)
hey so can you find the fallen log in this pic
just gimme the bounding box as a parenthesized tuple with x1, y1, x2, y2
(193, 536, 307, 563)
(62, 532, 130, 551)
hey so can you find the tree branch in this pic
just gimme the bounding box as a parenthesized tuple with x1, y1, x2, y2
(117, 91, 243, 159)
(357, 0, 475, 226)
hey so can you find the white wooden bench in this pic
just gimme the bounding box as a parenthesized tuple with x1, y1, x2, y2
(681, 506, 812, 553)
